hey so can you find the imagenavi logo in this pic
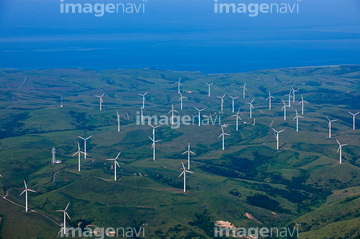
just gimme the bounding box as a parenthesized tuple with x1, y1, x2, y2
(214, 0, 301, 17)
(60, 0, 147, 17)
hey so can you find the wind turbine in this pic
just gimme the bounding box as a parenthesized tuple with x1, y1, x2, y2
(247, 98, 255, 118)
(95, 93, 105, 111)
(60, 96, 63, 108)
(168, 104, 179, 125)
(178, 93, 187, 110)
(240, 83, 247, 98)
(138, 91, 148, 109)
(291, 87, 299, 103)
(56, 202, 71, 235)
(194, 107, 205, 126)
(326, 116, 337, 138)
(228, 95, 239, 113)
(336, 139, 348, 164)
(19, 180, 36, 212)
(231, 108, 242, 131)
(292, 109, 304, 132)
(72, 142, 85, 172)
(218, 126, 230, 150)
(107, 152, 121, 181)
(176, 78, 182, 94)
(272, 128, 285, 150)
(298, 95, 309, 115)
(116, 111, 121, 132)
(349, 111, 360, 130)
(182, 142, 196, 170)
(206, 83, 213, 97)
(266, 91, 275, 110)
(285, 90, 292, 107)
(217, 94, 226, 112)
(149, 123, 160, 140)
(281, 99, 288, 121)
(178, 162, 193, 192)
(78, 135, 92, 159)
(149, 136, 161, 161)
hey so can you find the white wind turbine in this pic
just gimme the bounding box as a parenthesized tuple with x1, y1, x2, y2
(326, 116, 337, 138)
(176, 78, 182, 94)
(228, 95, 239, 113)
(231, 108, 242, 131)
(285, 90, 292, 107)
(116, 111, 121, 132)
(56, 202, 71, 235)
(178, 162, 193, 192)
(19, 180, 36, 212)
(217, 94, 226, 112)
(218, 126, 230, 150)
(266, 91, 275, 110)
(182, 142, 196, 170)
(247, 98, 255, 118)
(178, 93, 187, 110)
(291, 87, 299, 103)
(293, 109, 304, 132)
(95, 93, 105, 111)
(168, 104, 179, 125)
(138, 91, 148, 109)
(78, 135, 92, 159)
(281, 99, 288, 121)
(298, 95, 309, 115)
(107, 152, 121, 181)
(349, 111, 360, 130)
(149, 123, 160, 140)
(272, 128, 285, 150)
(206, 83, 213, 97)
(336, 139, 348, 164)
(72, 142, 85, 172)
(194, 107, 205, 126)
(240, 83, 247, 98)
(149, 136, 161, 161)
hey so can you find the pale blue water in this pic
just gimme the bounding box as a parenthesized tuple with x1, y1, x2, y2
(0, 0, 359, 73)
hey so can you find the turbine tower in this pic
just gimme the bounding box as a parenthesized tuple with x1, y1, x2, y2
(231, 108, 242, 131)
(336, 139, 348, 164)
(107, 152, 121, 181)
(168, 104, 179, 125)
(206, 83, 213, 97)
(52, 147, 56, 164)
(149, 136, 161, 161)
(217, 94, 226, 112)
(293, 109, 304, 132)
(176, 78, 182, 94)
(349, 111, 360, 130)
(72, 142, 85, 172)
(182, 142, 196, 170)
(285, 90, 292, 107)
(326, 116, 337, 138)
(266, 91, 275, 110)
(281, 99, 288, 121)
(140, 107, 144, 123)
(78, 135, 92, 159)
(178, 162, 193, 192)
(19, 180, 36, 212)
(178, 93, 187, 110)
(228, 95, 239, 113)
(298, 95, 309, 115)
(247, 98, 255, 118)
(218, 126, 230, 150)
(95, 93, 105, 111)
(240, 83, 247, 98)
(291, 86, 299, 103)
(116, 111, 121, 132)
(138, 91, 148, 110)
(272, 128, 285, 150)
(194, 107, 205, 126)
(56, 202, 71, 235)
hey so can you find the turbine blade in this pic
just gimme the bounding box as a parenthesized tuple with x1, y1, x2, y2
(24, 180, 27, 189)
(182, 162, 185, 170)
(78, 136, 85, 140)
(116, 161, 120, 168)
(66, 212, 71, 220)
(186, 170, 194, 174)
(28, 189, 36, 193)
(65, 202, 70, 211)
(179, 171, 184, 177)
(19, 190, 26, 196)
(115, 152, 121, 160)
